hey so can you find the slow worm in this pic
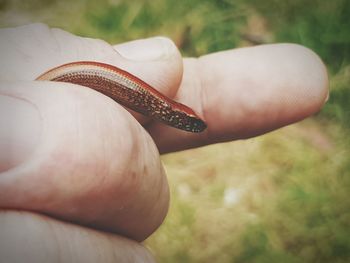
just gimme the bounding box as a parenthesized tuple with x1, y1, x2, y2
(36, 61, 207, 132)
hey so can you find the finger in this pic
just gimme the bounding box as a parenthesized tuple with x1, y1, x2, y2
(0, 81, 169, 241)
(0, 23, 183, 125)
(112, 37, 183, 123)
(148, 44, 329, 153)
(0, 211, 155, 263)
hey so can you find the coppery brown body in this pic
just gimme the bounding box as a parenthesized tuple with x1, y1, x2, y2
(36, 61, 207, 132)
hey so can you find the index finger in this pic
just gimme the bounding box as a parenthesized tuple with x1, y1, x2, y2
(148, 44, 329, 153)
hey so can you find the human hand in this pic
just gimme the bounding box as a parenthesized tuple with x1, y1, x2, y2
(0, 24, 328, 262)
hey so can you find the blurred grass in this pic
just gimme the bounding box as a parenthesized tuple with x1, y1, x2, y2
(1, 0, 349, 262)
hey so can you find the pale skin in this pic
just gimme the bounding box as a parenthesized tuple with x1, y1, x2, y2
(0, 24, 328, 262)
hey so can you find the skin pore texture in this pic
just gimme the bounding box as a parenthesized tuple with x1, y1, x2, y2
(0, 24, 328, 262)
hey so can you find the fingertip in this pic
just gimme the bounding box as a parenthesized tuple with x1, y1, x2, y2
(302, 44, 329, 110)
(110, 37, 184, 126)
(279, 43, 329, 114)
(113, 36, 180, 62)
(112, 36, 183, 98)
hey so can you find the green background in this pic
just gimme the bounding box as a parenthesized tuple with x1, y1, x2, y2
(1, 0, 349, 262)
